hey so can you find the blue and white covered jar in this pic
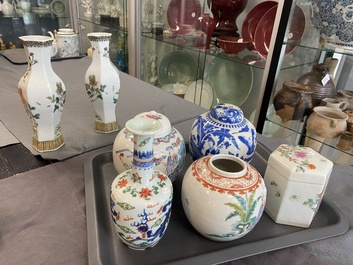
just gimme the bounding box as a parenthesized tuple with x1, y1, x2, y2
(189, 103, 257, 162)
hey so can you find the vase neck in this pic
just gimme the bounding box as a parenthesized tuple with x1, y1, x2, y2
(131, 133, 155, 186)
(90, 40, 111, 64)
(21, 39, 53, 72)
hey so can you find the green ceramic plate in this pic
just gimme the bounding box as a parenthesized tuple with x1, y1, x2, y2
(204, 55, 253, 107)
(158, 51, 198, 86)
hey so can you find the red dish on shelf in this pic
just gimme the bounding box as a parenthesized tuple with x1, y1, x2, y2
(254, 4, 305, 58)
(166, 0, 202, 35)
(241, 1, 278, 51)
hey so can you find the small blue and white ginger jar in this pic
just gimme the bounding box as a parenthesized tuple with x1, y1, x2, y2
(189, 103, 257, 162)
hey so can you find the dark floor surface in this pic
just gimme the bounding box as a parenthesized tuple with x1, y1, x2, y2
(0, 143, 52, 179)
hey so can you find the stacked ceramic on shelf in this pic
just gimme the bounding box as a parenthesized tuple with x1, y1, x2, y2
(84, 32, 120, 133)
(113, 111, 186, 183)
(311, 0, 353, 51)
(181, 153, 266, 241)
(297, 63, 335, 107)
(304, 106, 348, 151)
(110, 117, 173, 250)
(18, 35, 66, 152)
(241, 2, 305, 58)
(335, 90, 353, 110)
(273, 80, 315, 123)
(264, 144, 333, 228)
(189, 103, 257, 163)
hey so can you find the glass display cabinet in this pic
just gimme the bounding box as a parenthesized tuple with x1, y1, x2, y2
(259, 0, 353, 165)
(0, 0, 72, 48)
(130, 0, 353, 164)
(129, 0, 298, 124)
(75, 0, 129, 72)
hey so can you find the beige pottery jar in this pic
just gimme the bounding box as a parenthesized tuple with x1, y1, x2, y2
(304, 106, 348, 151)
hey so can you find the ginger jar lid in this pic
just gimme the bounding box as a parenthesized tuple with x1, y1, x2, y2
(134, 111, 171, 138)
(268, 144, 333, 184)
(209, 103, 245, 125)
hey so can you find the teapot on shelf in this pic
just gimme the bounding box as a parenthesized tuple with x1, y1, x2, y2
(48, 28, 80, 58)
(1, 0, 15, 17)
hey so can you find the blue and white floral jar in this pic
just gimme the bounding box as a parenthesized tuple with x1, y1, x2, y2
(311, 0, 353, 50)
(189, 103, 257, 162)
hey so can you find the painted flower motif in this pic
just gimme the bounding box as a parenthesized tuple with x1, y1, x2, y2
(145, 114, 162, 120)
(157, 173, 167, 182)
(117, 178, 128, 188)
(139, 187, 153, 199)
(294, 150, 307, 159)
(277, 145, 317, 173)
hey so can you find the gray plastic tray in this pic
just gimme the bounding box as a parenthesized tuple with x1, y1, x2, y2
(84, 142, 349, 265)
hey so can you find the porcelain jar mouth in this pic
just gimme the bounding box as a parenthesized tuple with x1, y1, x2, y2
(208, 154, 247, 178)
(125, 117, 163, 136)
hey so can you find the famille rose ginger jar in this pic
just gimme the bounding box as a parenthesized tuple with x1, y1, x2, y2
(189, 103, 257, 163)
(113, 111, 185, 182)
(264, 144, 333, 228)
(110, 117, 173, 250)
(181, 154, 266, 241)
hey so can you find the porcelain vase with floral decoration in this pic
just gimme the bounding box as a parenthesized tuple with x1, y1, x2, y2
(113, 111, 185, 183)
(110, 117, 173, 250)
(85, 32, 120, 133)
(18, 35, 66, 152)
(181, 154, 266, 241)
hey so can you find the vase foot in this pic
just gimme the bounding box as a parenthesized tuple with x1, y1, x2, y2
(94, 120, 119, 133)
(32, 134, 65, 152)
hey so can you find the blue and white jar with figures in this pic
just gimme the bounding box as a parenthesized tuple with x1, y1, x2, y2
(113, 111, 186, 182)
(110, 116, 173, 250)
(311, 0, 353, 50)
(85, 32, 120, 133)
(189, 103, 257, 162)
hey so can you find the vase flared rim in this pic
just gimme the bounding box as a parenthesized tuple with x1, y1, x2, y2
(19, 35, 54, 47)
(87, 32, 112, 41)
(126, 117, 163, 136)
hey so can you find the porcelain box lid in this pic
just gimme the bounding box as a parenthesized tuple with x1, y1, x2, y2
(267, 144, 333, 184)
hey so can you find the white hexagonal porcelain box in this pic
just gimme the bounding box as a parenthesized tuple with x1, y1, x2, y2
(264, 144, 333, 228)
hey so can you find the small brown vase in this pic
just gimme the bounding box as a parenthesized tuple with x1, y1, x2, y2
(273, 80, 315, 123)
(297, 63, 335, 107)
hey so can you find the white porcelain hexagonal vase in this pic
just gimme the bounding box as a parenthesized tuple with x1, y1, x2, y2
(113, 111, 186, 182)
(85, 32, 120, 133)
(18, 35, 66, 152)
(110, 117, 173, 250)
(189, 103, 257, 162)
(181, 154, 266, 241)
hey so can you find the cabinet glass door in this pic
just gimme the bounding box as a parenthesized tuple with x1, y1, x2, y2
(133, 0, 289, 125)
(0, 0, 72, 49)
(76, 0, 128, 72)
(260, 0, 353, 165)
